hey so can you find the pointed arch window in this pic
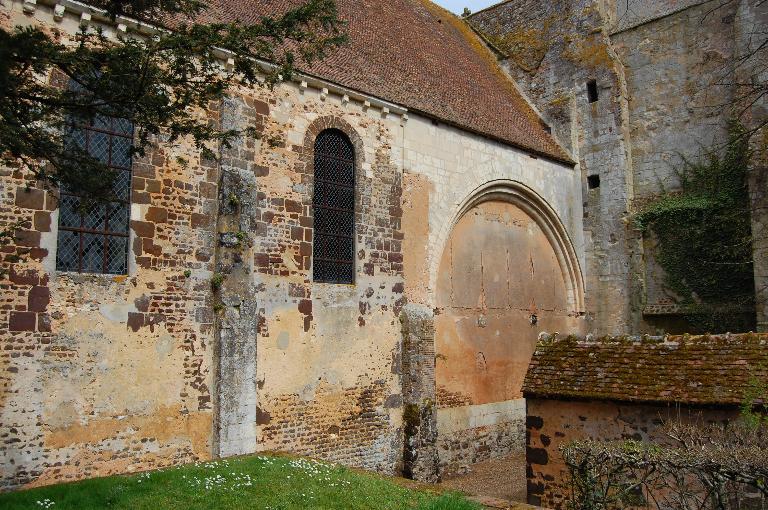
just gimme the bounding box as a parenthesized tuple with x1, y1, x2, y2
(312, 129, 355, 284)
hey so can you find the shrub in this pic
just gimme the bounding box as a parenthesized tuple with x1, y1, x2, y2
(562, 421, 768, 509)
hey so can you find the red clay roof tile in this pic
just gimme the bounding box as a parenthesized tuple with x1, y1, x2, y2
(523, 333, 768, 405)
(205, 0, 572, 163)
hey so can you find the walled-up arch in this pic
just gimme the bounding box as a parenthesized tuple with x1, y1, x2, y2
(433, 180, 584, 314)
(433, 180, 584, 476)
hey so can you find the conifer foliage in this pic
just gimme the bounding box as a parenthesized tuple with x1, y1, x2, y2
(0, 0, 347, 198)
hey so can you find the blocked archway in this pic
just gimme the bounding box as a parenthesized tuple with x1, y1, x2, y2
(434, 180, 584, 483)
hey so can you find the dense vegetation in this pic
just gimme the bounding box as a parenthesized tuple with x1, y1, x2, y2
(635, 123, 756, 333)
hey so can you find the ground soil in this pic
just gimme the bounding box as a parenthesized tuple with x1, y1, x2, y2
(439, 452, 527, 503)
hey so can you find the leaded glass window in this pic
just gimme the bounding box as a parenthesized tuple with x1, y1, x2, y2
(312, 129, 355, 284)
(56, 116, 134, 274)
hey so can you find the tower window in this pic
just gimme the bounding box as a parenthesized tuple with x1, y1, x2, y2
(587, 174, 601, 189)
(587, 80, 599, 103)
(312, 129, 356, 284)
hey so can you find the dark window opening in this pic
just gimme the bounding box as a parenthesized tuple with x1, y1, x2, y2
(587, 79, 599, 103)
(587, 174, 601, 189)
(56, 115, 134, 274)
(312, 129, 355, 284)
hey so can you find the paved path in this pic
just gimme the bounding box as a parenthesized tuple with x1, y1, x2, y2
(439, 452, 527, 504)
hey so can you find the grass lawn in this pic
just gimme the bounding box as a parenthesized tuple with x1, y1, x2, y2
(0, 454, 481, 510)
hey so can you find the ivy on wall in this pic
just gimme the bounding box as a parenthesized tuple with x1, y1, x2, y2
(636, 122, 756, 333)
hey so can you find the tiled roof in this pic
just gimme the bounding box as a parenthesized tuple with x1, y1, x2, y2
(205, 0, 572, 163)
(523, 333, 768, 405)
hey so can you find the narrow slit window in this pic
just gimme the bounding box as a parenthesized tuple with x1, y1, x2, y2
(56, 115, 134, 274)
(587, 80, 599, 103)
(312, 129, 355, 284)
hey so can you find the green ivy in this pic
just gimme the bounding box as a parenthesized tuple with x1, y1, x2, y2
(741, 368, 768, 429)
(635, 122, 755, 333)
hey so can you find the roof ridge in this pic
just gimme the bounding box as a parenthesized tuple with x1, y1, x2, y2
(538, 332, 768, 345)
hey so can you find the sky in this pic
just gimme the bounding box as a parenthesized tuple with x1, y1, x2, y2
(431, 0, 500, 15)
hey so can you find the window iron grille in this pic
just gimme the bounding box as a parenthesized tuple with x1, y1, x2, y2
(56, 115, 134, 274)
(312, 129, 355, 284)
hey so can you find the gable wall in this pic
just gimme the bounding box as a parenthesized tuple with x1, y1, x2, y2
(471, 0, 639, 336)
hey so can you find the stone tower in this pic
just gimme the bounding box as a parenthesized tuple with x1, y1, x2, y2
(471, 0, 767, 334)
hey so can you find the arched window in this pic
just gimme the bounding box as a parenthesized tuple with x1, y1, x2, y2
(312, 129, 355, 284)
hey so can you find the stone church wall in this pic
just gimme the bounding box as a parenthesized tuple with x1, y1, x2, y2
(436, 400, 525, 476)
(0, 2, 222, 489)
(1, 0, 410, 481)
(241, 89, 407, 473)
(0, 0, 583, 490)
(611, 0, 761, 325)
(611, 0, 739, 201)
(401, 114, 587, 476)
